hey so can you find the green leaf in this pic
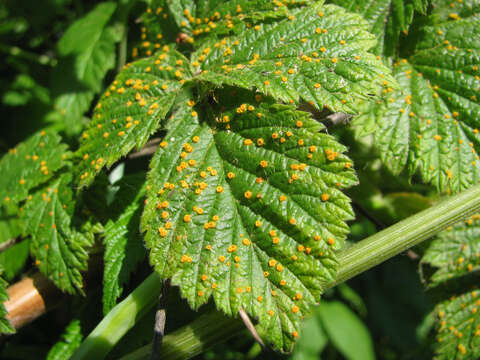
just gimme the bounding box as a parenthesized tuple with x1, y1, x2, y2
(291, 309, 328, 360)
(422, 214, 480, 287)
(102, 174, 147, 314)
(0, 130, 69, 204)
(194, 2, 394, 114)
(2, 74, 50, 106)
(22, 174, 94, 294)
(317, 301, 375, 360)
(75, 48, 190, 187)
(53, 2, 119, 134)
(353, 13, 480, 193)
(432, 289, 480, 360)
(167, 0, 309, 41)
(131, 0, 180, 59)
(429, 0, 480, 23)
(329, 0, 428, 56)
(0, 270, 15, 334)
(141, 95, 357, 352)
(0, 240, 30, 282)
(46, 319, 83, 360)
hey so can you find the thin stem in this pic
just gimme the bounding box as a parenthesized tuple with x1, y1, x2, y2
(75, 184, 480, 360)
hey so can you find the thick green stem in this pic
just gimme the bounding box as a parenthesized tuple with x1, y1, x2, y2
(333, 183, 480, 285)
(71, 273, 162, 360)
(119, 312, 244, 360)
(76, 184, 480, 360)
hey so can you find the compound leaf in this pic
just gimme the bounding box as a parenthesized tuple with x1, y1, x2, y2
(432, 289, 480, 360)
(329, 0, 428, 56)
(423, 214, 480, 287)
(22, 174, 94, 294)
(0, 130, 69, 204)
(353, 15, 480, 193)
(76, 48, 190, 187)
(141, 94, 357, 352)
(46, 319, 83, 360)
(102, 174, 147, 314)
(194, 2, 394, 114)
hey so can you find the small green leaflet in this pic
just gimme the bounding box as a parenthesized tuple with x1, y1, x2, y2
(22, 174, 94, 294)
(75, 48, 191, 187)
(329, 0, 428, 56)
(353, 15, 480, 193)
(195, 2, 394, 114)
(433, 289, 480, 360)
(46, 319, 83, 360)
(53, 2, 120, 134)
(141, 95, 357, 352)
(0, 268, 15, 334)
(423, 215, 480, 287)
(0, 130, 69, 204)
(102, 174, 147, 314)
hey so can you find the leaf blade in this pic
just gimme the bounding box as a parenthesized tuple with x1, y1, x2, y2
(194, 3, 393, 114)
(141, 95, 357, 351)
(22, 174, 94, 294)
(102, 174, 147, 314)
(75, 48, 190, 187)
(0, 130, 69, 204)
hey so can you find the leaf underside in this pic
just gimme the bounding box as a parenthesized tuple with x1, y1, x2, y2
(432, 289, 480, 360)
(423, 215, 480, 287)
(46, 319, 83, 360)
(22, 174, 93, 294)
(423, 214, 480, 359)
(102, 175, 147, 314)
(141, 94, 357, 351)
(353, 14, 480, 193)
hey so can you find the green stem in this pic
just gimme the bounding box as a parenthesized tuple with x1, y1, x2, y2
(119, 312, 244, 360)
(71, 273, 162, 360)
(333, 183, 480, 285)
(75, 184, 480, 360)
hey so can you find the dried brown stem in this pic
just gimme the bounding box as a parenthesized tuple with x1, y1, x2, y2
(4, 272, 61, 330)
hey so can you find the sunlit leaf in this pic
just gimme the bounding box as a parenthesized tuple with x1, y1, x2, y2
(141, 94, 357, 351)
(0, 130, 69, 204)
